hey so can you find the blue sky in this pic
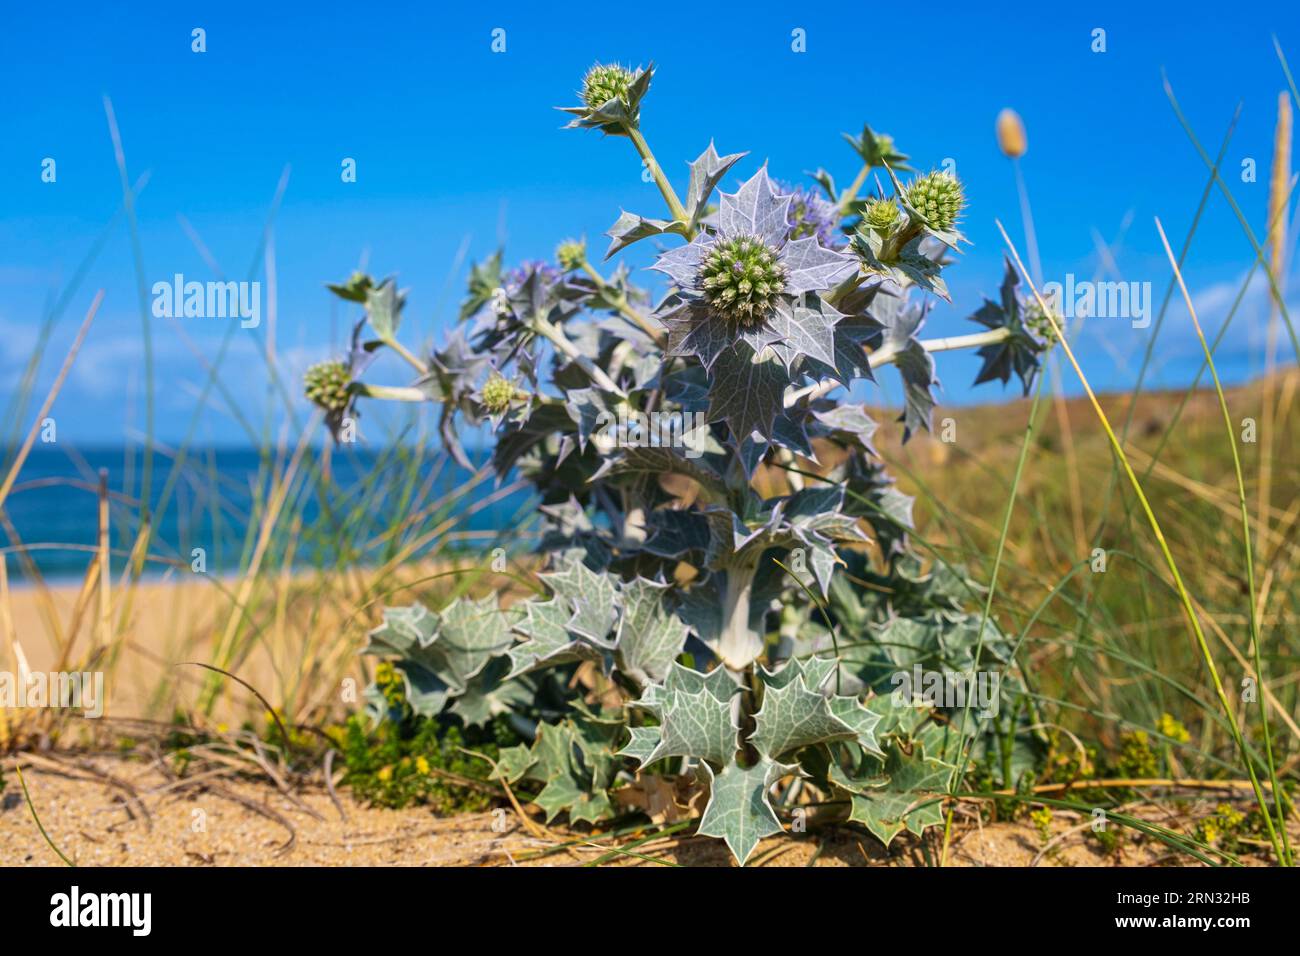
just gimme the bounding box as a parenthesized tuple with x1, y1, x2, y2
(2, 0, 1297, 444)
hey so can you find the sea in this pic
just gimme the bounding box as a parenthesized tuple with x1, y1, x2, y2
(3, 446, 534, 584)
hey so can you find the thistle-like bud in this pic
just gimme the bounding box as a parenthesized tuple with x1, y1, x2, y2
(582, 63, 634, 110)
(326, 271, 375, 303)
(556, 238, 587, 272)
(480, 373, 517, 414)
(864, 197, 901, 232)
(699, 235, 788, 327)
(906, 171, 965, 231)
(1023, 296, 1059, 343)
(304, 360, 352, 412)
(996, 108, 1027, 159)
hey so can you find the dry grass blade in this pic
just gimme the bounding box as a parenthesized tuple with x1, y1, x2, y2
(0, 291, 103, 512)
(176, 661, 291, 754)
(1154, 216, 1291, 864)
(1257, 90, 1292, 559)
(997, 217, 1289, 866)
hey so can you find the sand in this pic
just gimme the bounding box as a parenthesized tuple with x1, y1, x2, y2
(1, 752, 1213, 867)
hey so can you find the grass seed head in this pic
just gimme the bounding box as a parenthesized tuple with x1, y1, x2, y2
(996, 108, 1028, 158)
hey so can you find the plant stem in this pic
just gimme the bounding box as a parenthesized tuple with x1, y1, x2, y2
(717, 564, 761, 671)
(626, 124, 689, 226)
(580, 262, 667, 346)
(383, 337, 428, 376)
(837, 163, 872, 215)
(532, 315, 627, 397)
(353, 382, 426, 403)
(784, 326, 1013, 409)
(870, 327, 1012, 367)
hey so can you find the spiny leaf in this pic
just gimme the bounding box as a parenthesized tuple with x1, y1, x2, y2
(750, 669, 858, 759)
(541, 555, 619, 645)
(844, 744, 952, 847)
(705, 344, 791, 444)
(615, 577, 689, 685)
(697, 758, 792, 865)
(643, 684, 739, 768)
(685, 141, 749, 226)
(507, 598, 584, 678)
(605, 210, 682, 259)
(364, 278, 405, 340)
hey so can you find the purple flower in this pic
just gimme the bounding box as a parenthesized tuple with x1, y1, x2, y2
(504, 261, 563, 296)
(782, 181, 842, 247)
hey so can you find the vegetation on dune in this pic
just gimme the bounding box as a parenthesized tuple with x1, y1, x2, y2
(305, 60, 1065, 865)
(2, 44, 1297, 868)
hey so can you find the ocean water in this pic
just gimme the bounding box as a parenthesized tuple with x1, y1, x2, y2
(3, 446, 532, 583)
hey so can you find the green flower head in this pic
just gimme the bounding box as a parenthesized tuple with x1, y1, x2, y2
(906, 170, 965, 231)
(304, 360, 351, 412)
(1022, 297, 1059, 343)
(480, 373, 517, 414)
(555, 238, 587, 272)
(582, 63, 634, 110)
(864, 197, 900, 232)
(699, 234, 788, 327)
(560, 62, 653, 135)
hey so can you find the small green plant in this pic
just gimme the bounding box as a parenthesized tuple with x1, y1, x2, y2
(338, 714, 512, 812)
(1030, 806, 1053, 844)
(338, 665, 520, 811)
(312, 61, 1053, 864)
(1115, 730, 1159, 779)
(1088, 821, 1125, 858)
(1195, 802, 1246, 852)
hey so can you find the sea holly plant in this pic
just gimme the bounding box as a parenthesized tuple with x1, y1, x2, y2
(310, 61, 1055, 864)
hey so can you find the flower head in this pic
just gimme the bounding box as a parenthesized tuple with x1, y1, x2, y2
(304, 360, 351, 413)
(652, 169, 856, 367)
(560, 62, 654, 134)
(906, 171, 965, 232)
(844, 124, 914, 172)
(494, 260, 564, 317)
(699, 235, 788, 327)
(326, 270, 375, 303)
(480, 373, 517, 414)
(649, 169, 858, 443)
(996, 108, 1028, 159)
(783, 182, 841, 246)
(863, 197, 900, 232)
(504, 260, 562, 296)
(582, 63, 634, 110)
(555, 238, 587, 272)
